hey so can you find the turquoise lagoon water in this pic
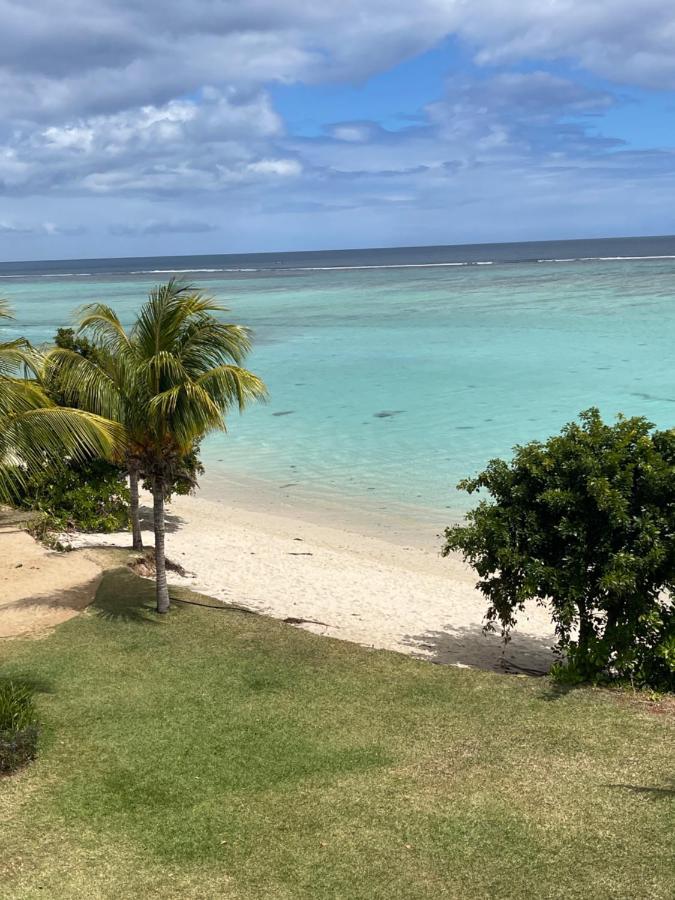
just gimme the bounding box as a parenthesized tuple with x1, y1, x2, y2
(3, 238, 675, 520)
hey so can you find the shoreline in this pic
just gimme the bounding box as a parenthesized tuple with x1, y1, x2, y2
(72, 480, 557, 674)
(193, 467, 461, 551)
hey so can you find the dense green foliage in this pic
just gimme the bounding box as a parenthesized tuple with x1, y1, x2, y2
(444, 409, 675, 689)
(0, 679, 39, 774)
(0, 301, 120, 502)
(1, 566, 672, 897)
(53, 327, 103, 365)
(16, 459, 130, 533)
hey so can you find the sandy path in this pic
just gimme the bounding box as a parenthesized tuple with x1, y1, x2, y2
(0, 526, 102, 638)
(73, 492, 556, 673)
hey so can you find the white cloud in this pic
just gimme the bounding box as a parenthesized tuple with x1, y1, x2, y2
(0, 89, 287, 195)
(329, 124, 378, 143)
(1, 2, 675, 255)
(0, 219, 82, 235)
(1, 0, 674, 128)
(246, 159, 302, 177)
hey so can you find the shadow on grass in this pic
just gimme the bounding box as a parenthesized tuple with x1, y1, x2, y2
(537, 679, 591, 702)
(606, 781, 675, 800)
(91, 568, 163, 625)
(402, 623, 555, 675)
(173, 595, 257, 615)
(0, 672, 54, 695)
(92, 568, 252, 624)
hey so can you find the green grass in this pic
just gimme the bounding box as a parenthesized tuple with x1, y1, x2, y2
(1, 565, 673, 899)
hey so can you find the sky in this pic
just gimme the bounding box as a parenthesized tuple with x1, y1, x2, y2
(1, 0, 675, 260)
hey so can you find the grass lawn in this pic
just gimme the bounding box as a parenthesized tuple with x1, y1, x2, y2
(1, 563, 673, 899)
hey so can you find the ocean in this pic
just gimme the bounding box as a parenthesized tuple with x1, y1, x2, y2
(2, 235, 675, 523)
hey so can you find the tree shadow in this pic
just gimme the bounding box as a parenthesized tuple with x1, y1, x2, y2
(401, 623, 556, 675)
(605, 781, 675, 801)
(537, 679, 588, 702)
(0, 574, 102, 639)
(91, 568, 164, 625)
(137, 505, 184, 534)
(173, 595, 257, 615)
(0, 671, 54, 695)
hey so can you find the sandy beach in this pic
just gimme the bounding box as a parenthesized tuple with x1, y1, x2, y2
(71, 486, 557, 674)
(0, 519, 102, 638)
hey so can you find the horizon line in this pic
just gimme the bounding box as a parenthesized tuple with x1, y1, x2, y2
(2, 232, 675, 267)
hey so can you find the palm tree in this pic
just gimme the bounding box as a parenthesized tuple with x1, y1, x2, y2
(52, 281, 267, 612)
(45, 336, 148, 550)
(0, 300, 121, 502)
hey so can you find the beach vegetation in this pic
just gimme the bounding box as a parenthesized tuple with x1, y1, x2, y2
(0, 300, 121, 503)
(443, 408, 675, 690)
(0, 565, 672, 896)
(0, 679, 39, 774)
(49, 280, 267, 612)
(15, 458, 130, 534)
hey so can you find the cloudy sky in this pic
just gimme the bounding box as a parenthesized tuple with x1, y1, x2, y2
(2, 0, 675, 260)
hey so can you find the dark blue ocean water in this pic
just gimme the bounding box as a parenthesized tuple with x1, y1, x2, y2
(3, 234, 675, 278)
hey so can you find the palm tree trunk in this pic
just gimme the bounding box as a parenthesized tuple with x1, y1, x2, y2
(152, 478, 170, 613)
(129, 464, 143, 551)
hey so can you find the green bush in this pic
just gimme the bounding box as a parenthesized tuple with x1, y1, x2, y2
(0, 680, 39, 774)
(16, 458, 130, 533)
(443, 409, 675, 690)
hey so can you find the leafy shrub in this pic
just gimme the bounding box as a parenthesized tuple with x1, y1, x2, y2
(443, 409, 675, 690)
(0, 680, 39, 774)
(53, 326, 102, 362)
(16, 458, 130, 533)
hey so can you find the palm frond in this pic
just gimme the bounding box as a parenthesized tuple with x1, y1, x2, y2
(0, 377, 53, 418)
(0, 338, 39, 378)
(149, 382, 224, 449)
(196, 365, 268, 412)
(139, 350, 188, 392)
(43, 347, 125, 421)
(177, 318, 252, 371)
(77, 304, 133, 359)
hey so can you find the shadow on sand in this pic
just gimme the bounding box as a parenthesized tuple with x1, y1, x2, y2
(137, 506, 184, 534)
(402, 623, 556, 675)
(0, 574, 103, 639)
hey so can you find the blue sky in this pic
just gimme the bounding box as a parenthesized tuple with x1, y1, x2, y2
(1, 1, 675, 260)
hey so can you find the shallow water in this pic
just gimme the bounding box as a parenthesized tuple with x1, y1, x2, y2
(4, 238, 675, 519)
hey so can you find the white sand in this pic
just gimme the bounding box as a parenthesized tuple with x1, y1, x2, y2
(72, 489, 556, 673)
